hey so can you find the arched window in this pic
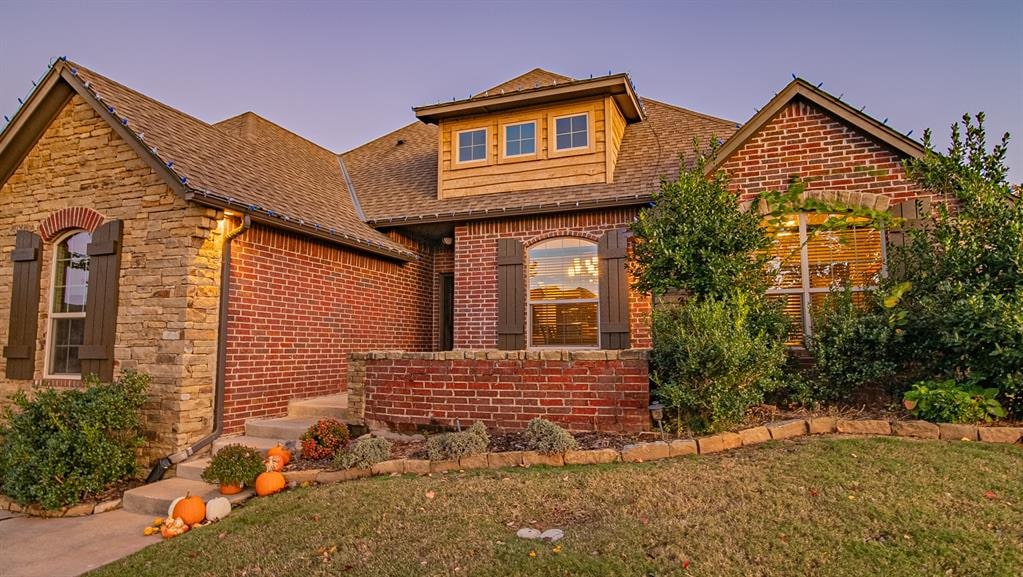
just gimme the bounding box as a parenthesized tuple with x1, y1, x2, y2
(46, 230, 91, 377)
(527, 237, 599, 347)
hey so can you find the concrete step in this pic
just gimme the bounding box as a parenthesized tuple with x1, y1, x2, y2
(288, 394, 349, 419)
(176, 457, 211, 482)
(245, 416, 318, 440)
(122, 477, 253, 516)
(212, 435, 301, 457)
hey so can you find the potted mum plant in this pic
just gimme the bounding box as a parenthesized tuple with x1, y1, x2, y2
(201, 444, 265, 494)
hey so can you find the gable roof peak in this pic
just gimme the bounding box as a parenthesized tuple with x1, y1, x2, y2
(476, 68, 573, 97)
(705, 77, 925, 174)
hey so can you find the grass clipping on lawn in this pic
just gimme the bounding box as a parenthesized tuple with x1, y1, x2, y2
(89, 437, 1023, 577)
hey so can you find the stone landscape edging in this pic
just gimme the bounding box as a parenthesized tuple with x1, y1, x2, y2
(4, 418, 1020, 517)
(292, 418, 1022, 488)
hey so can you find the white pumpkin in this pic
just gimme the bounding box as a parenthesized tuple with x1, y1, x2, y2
(205, 496, 231, 522)
(167, 496, 184, 519)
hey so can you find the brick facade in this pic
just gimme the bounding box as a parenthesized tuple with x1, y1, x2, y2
(348, 349, 650, 432)
(0, 95, 223, 462)
(719, 100, 930, 203)
(453, 208, 652, 350)
(222, 224, 434, 434)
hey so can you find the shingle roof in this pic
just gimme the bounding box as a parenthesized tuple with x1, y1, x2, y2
(477, 68, 573, 97)
(342, 98, 738, 225)
(65, 62, 414, 259)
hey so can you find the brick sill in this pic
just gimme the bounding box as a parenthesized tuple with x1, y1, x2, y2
(350, 349, 650, 362)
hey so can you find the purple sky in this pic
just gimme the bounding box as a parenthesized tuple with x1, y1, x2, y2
(2, 1, 1021, 180)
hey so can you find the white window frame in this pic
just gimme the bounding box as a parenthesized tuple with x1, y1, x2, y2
(765, 213, 886, 347)
(44, 229, 90, 379)
(526, 238, 600, 349)
(502, 121, 537, 158)
(552, 112, 590, 152)
(455, 127, 488, 164)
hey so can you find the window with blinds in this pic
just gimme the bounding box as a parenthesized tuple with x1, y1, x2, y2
(527, 237, 599, 347)
(764, 213, 884, 346)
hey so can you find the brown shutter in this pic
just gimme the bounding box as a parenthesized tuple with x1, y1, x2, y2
(886, 197, 931, 250)
(4, 230, 43, 379)
(79, 220, 123, 382)
(496, 238, 525, 350)
(599, 229, 631, 350)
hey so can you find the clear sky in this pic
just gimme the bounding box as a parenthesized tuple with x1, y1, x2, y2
(2, 0, 1021, 180)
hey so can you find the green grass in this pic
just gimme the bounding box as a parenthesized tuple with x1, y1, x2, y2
(91, 437, 1023, 577)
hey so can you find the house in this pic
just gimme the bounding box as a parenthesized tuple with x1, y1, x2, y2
(0, 59, 931, 468)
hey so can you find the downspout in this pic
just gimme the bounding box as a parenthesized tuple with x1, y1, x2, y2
(145, 214, 252, 483)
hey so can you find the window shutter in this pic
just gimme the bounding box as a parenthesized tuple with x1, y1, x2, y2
(4, 230, 43, 380)
(886, 197, 931, 249)
(79, 219, 123, 382)
(496, 238, 525, 350)
(598, 229, 630, 350)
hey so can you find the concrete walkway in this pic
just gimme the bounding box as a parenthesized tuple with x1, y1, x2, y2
(0, 508, 157, 577)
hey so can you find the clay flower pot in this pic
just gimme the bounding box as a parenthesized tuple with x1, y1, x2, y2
(219, 483, 243, 495)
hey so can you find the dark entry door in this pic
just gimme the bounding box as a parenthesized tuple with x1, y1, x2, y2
(440, 273, 454, 351)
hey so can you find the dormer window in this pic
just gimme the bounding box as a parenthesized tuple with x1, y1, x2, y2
(504, 122, 536, 157)
(554, 113, 588, 151)
(457, 128, 488, 163)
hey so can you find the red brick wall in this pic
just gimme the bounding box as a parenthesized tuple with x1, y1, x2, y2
(453, 208, 652, 349)
(719, 99, 930, 203)
(352, 350, 650, 432)
(223, 224, 434, 433)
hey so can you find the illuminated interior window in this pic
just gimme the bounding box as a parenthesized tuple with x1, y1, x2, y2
(527, 237, 599, 347)
(764, 213, 884, 346)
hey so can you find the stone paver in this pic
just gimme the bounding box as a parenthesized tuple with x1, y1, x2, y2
(892, 420, 940, 439)
(978, 427, 1023, 444)
(938, 423, 978, 441)
(808, 417, 837, 435)
(0, 509, 156, 577)
(836, 419, 891, 435)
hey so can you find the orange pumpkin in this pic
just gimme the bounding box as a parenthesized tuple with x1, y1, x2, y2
(254, 471, 286, 496)
(265, 455, 284, 472)
(267, 444, 291, 467)
(172, 493, 206, 526)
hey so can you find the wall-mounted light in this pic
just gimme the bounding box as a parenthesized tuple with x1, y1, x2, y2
(442, 236, 454, 246)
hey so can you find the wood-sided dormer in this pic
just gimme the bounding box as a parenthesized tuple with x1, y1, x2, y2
(414, 72, 643, 200)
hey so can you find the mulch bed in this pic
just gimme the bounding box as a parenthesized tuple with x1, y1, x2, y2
(86, 478, 144, 504)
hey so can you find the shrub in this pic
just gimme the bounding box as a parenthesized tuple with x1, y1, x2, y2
(0, 371, 148, 509)
(201, 444, 265, 487)
(903, 379, 1006, 424)
(426, 422, 489, 461)
(523, 418, 577, 454)
(334, 437, 393, 470)
(888, 114, 1023, 417)
(650, 293, 787, 433)
(807, 287, 900, 401)
(300, 419, 350, 460)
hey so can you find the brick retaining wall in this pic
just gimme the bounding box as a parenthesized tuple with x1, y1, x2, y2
(348, 349, 651, 432)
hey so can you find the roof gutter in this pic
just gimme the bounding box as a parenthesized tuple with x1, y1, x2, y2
(368, 193, 655, 227)
(184, 190, 415, 262)
(146, 215, 251, 483)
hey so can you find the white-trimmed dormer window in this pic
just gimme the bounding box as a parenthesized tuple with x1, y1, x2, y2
(456, 128, 488, 163)
(554, 113, 588, 151)
(504, 122, 536, 157)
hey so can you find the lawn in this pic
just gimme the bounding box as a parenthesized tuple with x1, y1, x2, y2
(90, 437, 1023, 577)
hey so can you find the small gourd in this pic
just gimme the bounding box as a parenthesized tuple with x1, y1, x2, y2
(167, 497, 183, 519)
(172, 493, 206, 526)
(205, 497, 232, 522)
(160, 517, 189, 539)
(266, 444, 292, 467)
(264, 454, 284, 472)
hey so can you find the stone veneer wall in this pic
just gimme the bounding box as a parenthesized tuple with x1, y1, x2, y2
(0, 95, 223, 464)
(348, 349, 650, 432)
